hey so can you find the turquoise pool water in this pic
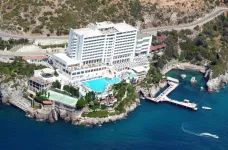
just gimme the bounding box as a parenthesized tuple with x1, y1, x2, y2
(82, 77, 121, 93)
(124, 73, 136, 79)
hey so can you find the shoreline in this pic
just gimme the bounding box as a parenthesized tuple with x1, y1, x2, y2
(0, 62, 223, 126)
(161, 61, 206, 75)
(73, 99, 140, 126)
(0, 78, 141, 126)
(161, 61, 228, 92)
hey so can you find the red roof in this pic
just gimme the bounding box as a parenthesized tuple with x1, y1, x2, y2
(42, 101, 53, 105)
(157, 35, 167, 43)
(23, 55, 48, 61)
(100, 97, 117, 104)
(150, 44, 166, 51)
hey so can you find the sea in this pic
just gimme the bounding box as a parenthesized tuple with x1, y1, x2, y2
(1, 69, 228, 150)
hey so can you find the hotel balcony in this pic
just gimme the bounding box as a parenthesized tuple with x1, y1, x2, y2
(67, 62, 106, 71)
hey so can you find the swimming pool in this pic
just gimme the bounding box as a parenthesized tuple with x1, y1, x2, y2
(82, 77, 121, 93)
(124, 73, 136, 79)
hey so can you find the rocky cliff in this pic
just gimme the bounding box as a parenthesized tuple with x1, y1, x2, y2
(207, 72, 228, 92)
(0, 0, 220, 35)
(73, 99, 140, 126)
(149, 80, 167, 98)
(0, 78, 28, 104)
(0, 78, 140, 126)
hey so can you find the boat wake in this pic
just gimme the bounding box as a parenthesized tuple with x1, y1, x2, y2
(181, 124, 219, 139)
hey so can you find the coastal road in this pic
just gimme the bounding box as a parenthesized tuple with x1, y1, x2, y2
(0, 7, 228, 41)
(0, 49, 62, 56)
(141, 7, 228, 34)
(0, 32, 68, 40)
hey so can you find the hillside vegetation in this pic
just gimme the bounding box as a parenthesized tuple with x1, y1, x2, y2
(0, 57, 45, 82)
(0, 0, 225, 36)
(0, 0, 153, 35)
(152, 13, 228, 79)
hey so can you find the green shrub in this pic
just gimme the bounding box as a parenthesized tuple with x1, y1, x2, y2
(82, 111, 109, 118)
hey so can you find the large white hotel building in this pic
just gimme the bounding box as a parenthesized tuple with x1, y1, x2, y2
(52, 21, 152, 80)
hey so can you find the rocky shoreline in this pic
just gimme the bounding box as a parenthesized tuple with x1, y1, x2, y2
(162, 61, 228, 92)
(0, 79, 140, 126)
(207, 72, 228, 92)
(0, 65, 226, 126)
(73, 99, 140, 126)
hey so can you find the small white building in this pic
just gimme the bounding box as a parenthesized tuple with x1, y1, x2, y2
(23, 56, 48, 64)
(52, 53, 107, 80)
(132, 66, 149, 80)
(28, 77, 51, 92)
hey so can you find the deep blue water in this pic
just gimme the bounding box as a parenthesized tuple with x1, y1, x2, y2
(1, 70, 228, 150)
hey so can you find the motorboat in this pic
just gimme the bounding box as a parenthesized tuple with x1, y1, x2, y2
(184, 99, 190, 103)
(202, 106, 212, 110)
(190, 77, 197, 85)
(214, 135, 219, 139)
(180, 74, 186, 79)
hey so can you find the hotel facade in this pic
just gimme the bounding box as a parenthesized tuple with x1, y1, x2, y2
(52, 21, 152, 80)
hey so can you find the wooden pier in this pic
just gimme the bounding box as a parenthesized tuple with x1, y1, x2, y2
(146, 77, 198, 111)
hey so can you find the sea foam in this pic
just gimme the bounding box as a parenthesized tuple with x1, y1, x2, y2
(182, 123, 219, 139)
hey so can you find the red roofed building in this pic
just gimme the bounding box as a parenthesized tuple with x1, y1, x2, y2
(23, 55, 48, 63)
(150, 44, 166, 52)
(157, 35, 167, 43)
(100, 97, 118, 106)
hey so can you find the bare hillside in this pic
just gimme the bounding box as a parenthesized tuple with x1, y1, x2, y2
(0, 0, 225, 36)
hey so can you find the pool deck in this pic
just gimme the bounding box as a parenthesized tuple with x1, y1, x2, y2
(82, 73, 136, 93)
(82, 77, 121, 93)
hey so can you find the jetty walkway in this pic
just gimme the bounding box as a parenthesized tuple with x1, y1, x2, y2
(146, 77, 198, 110)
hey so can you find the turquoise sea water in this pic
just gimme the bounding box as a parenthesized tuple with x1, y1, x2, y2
(1, 69, 228, 150)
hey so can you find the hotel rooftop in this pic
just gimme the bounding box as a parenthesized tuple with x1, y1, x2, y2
(53, 53, 80, 66)
(72, 21, 137, 37)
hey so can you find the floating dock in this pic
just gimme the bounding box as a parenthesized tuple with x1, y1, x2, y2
(146, 77, 198, 111)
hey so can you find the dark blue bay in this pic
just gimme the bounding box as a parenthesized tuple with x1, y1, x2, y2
(1, 70, 228, 150)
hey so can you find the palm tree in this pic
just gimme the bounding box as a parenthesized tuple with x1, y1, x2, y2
(48, 92, 50, 98)
(44, 89, 47, 97)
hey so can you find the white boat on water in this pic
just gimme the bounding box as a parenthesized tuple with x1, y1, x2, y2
(202, 106, 212, 110)
(214, 135, 219, 139)
(180, 74, 186, 79)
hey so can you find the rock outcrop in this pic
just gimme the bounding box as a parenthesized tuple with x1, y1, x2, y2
(0, 78, 28, 104)
(0, 78, 141, 126)
(207, 72, 228, 92)
(73, 99, 140, 126)
(48, 109, 58, 123)
(34, 111, 49, 121)
(149, 81, 167, 98)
